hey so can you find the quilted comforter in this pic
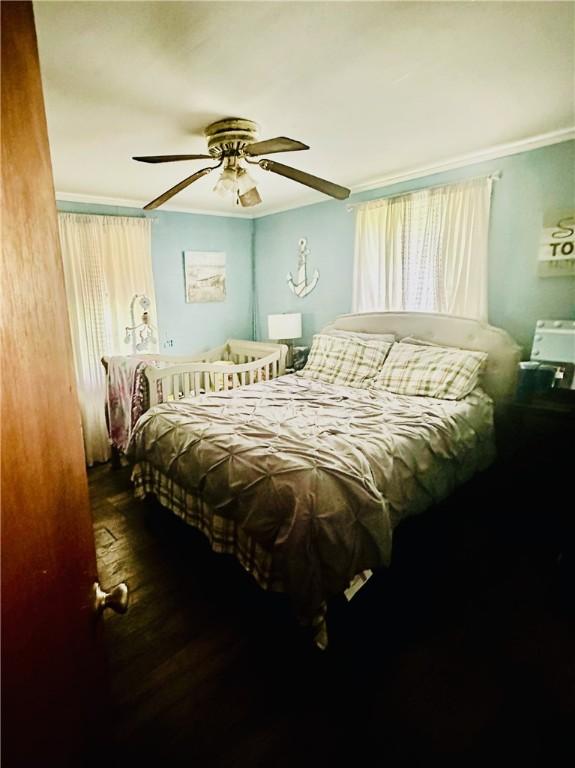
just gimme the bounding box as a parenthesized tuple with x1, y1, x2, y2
(127, 375, 494, 622)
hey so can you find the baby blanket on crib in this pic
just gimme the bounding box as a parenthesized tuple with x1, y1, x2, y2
(107, 357, 168, 452)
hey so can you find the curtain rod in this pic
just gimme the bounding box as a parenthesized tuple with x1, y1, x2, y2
(58, 211, 159, 222)
(346, 172, 501, 212)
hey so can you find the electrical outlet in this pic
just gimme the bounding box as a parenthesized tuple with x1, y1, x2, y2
(163, 338, 175, 349)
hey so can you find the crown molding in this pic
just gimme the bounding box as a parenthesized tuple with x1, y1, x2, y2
(56, 128, 574, 221)
(55, 191, 253, 219)
(256, 127, 575, 218)
(351, 127, 575, 195)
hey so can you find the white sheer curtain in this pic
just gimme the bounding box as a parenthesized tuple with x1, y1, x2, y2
(352, 176, 494, 321)
(58, 213, 157, 465)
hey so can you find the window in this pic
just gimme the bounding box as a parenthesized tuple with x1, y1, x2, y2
(352, 176, 495, 321)
(58, 213, 156, 464)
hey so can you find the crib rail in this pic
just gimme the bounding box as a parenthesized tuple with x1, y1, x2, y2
(102, 340, 287, 375)
(144, 347, 284, 407)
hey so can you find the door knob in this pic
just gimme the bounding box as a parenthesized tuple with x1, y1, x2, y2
(93, 582, 129, 615)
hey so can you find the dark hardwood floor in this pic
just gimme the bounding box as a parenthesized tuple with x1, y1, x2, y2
(89, 460, 574, 767)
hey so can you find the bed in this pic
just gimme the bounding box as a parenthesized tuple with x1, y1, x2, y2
(126, 312, 520, 647)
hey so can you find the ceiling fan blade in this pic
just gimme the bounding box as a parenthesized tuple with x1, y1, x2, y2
(133, 154, 213, 163)
(244, 137, 309, 156)
(143, 165, 218, 210)
(258, 159, 350, 200)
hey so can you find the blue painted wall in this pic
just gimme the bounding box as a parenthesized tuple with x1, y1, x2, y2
(59, 140, 574, 358)
(254, 140, 575, 355)
(57, 201, 254, 355)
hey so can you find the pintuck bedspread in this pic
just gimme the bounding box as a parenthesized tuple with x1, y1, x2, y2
(127, 374, 494, 630)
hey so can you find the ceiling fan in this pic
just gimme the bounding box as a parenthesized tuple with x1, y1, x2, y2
(133, 118, 351, 210)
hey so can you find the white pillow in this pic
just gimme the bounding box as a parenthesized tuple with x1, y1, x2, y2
(371, 342, 487, 400)
(399, 335, 441, 347)
(327, 330, 396, 344)
(297, 333, 392, 388)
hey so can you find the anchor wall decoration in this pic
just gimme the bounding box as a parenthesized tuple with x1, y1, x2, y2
(287, 238, 319, 298)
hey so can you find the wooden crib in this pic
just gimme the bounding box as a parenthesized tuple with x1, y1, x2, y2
(142, 339, 288, 405)
(102, 339, 288, 465)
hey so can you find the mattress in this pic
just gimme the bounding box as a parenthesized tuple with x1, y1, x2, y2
(127, 374, 494, 630)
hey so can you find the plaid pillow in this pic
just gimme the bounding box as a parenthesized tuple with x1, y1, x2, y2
(371, 342, 487, 400)
(296, 333, 392, 388)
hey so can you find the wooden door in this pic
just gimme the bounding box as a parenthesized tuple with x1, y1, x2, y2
(1, 3, 110, 765)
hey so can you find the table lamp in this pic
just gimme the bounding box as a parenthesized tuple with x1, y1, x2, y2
(267, 312, 302, 367)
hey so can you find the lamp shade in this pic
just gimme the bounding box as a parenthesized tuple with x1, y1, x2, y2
(267, 312, 302, 340)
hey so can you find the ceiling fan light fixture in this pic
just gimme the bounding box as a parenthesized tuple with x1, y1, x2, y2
(213, 166, 237, 198)
(239, 186, 262, 208)
(236, 167, 257, 196)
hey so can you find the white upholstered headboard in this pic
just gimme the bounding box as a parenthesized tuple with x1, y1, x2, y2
(321, 312, 521, 407)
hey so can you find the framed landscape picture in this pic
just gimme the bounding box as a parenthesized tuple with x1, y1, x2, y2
(184, 251, 226, 302)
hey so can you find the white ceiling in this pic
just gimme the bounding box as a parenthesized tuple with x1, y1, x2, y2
(34, 0, 575, 218)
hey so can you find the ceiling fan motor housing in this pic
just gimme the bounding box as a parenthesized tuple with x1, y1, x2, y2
(205, 118, 260, 157)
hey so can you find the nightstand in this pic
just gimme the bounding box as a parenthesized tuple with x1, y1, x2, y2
(507, 390, 575, 456)
(504, 390, 575, 599)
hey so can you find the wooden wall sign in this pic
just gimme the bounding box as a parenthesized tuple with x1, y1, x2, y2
(538, 210, 575, 277)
